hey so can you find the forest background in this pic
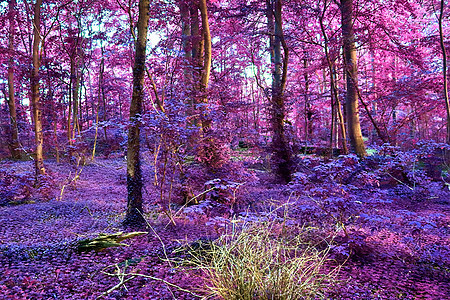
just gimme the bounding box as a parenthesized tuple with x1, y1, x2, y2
(0, 0, 449, 299)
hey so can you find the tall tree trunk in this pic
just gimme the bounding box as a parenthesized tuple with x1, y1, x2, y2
(303, 56, 312, 143)
(268, 0, 292, 183)
(99, 47, 108, 141)
(79, 73, 84, 132)
(92, 54, 105, 160)
(123, 0, 150, 227)
(197, 0, 226, 170)
(340, 0, 366, 157)
(190, 3, 203, 131)
(67, 59, 73, 145)
(199, 0, 212, 131)
(102, 87, 108, 141)
(72, 55, 81, 139)
(320, 0, 348, 155)
(439, 0, 450, 144)
(179, 0, 192, 83)
(7, 0, 21, 159)
(31, 0, 45, 177)
(191, 5, 202, 76)
(334, 64, 348, 153)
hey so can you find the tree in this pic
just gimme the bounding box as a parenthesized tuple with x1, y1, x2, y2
(123, 0, 150, 227)
(340, 0, 366, 157)
(7, 0, 21, 159)
(268, 0, 292, 183)
(31, 0, 46, 178)
(319, 0, 348, 155)
(438, 0, 450, 144)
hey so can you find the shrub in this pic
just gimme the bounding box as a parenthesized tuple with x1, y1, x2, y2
(0, 168, 34, 205)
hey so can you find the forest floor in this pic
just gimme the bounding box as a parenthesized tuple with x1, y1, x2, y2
(0, 154, 449, 299)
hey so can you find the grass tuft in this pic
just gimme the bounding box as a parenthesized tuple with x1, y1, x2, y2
(183, 219, 339, 300)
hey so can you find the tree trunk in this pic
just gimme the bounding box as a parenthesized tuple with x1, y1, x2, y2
(268, 0, 292, 183)
(199, 0, 212, 131)
(92, 54, 105, 161)
(303, 56, 312, 143)
(439, 0, 450, 144)
(31, 0, 45, 178)
(98, 47, 108, 142)
(334, 65, 348, 153)
(190, 3, 203, 131)
(123, 0, 150, 227)
(320, 1, 348, 155)
(179, 0, 192, 82)
(340, 0, 366, 157)
(191, 5, 202, 75)
(67, 58, 73, 145)
(7, 0, 21, 159)
(196, 0, 226, 170)
(72, 55, 81, 140)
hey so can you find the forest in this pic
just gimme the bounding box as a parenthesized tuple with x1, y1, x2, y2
(0, 0, 449, 298)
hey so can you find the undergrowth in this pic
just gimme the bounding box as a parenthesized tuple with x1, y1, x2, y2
(178, 219, 339, 300)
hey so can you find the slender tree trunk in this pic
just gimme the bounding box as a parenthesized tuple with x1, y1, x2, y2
(92, 54, 104, 161)
(79, 74, 84, 132)
(340, 0, 366, 157)
(391, 57, 398, 146)
(439, 0, 450, 144)
(196, 0, 226, 170)
(43, 40, 59, 162)
(303, 56, 311, 143)
(320, 1, 348, 155)
(72, 55, 81, 139)
(31, 0, 45, 178)
(199, 0, 212, 131)
(334, 65, 347, 153)
(102, 88, 108, 141)
(7, 0, 21, 159)
(268, 0, 292, 183)
(123, 0, 150, 227)
(67, 59, 73, 145)
(98, 47, 108, 142)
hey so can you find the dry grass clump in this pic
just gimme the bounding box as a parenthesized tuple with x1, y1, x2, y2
(183, 219, 339, 300)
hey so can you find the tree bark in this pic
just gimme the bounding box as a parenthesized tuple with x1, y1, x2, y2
(199, 0, 212, 131)
(268, 0, 292, 183)
(190, 3, 204, 130)
(334, 65, 347, 153)
(67, 58, 73, 145)
(123, 0, 150, 227)
(190, 5, 202, 74)
(92, 53, 105, 161)
(179, 0, 192, 82)
(7, 0, 21, 159)
(303, 57, 310, 142)
(31, 0, 46, 178)
(439, 0, 450, 144)
(340, 0, 366, 157)
(72, 55, 81, 140)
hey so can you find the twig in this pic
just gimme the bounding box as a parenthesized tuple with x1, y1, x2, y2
(99, 262, 202, 299)
(165, 187, 216, 228)
(137, 210, 172, 268)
